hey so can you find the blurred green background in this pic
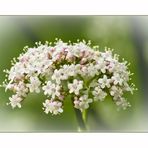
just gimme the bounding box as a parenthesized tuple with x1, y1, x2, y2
(0, 16, 147, 132)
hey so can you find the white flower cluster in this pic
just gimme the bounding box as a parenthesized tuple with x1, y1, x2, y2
(3, 39, 136, 115)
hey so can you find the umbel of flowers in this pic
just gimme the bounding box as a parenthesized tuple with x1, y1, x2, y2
(2, 39, 136, 115)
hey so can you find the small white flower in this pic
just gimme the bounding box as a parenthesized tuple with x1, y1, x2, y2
(63, 64, 77, 77)
(116, 97, 131, 110)
(101, 50, 113, 61)
(74, 95, 93, 112)
(111, 73, 123, 85)
(68, 79, 83, 95)
(92, 86, 107, 101)
(98, 75, 111, 89)
(96, 58, 107, 73)
(110, 86, 123, 99)
(42, 81, 61, 99)
(52, 69, 62, 84)
(27, 76, 41, 93)
(58, 68, 69, 80)
(85, 64, 99, 77)
(43, 99, 63, 115)
(107, 60, 117, 73)
(68, 42, 91, 59)
(14, 81, 28, 97)
(9, 94, 23, 108)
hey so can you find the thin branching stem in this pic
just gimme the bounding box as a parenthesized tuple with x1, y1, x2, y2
(74, 108, 87, 131)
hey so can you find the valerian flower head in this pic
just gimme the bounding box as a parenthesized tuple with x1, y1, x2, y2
(2, 39, 136, 115)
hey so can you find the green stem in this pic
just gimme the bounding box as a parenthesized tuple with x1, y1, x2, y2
(74, 108, 87, 132)
(70, 95, 88, 132)
(82, 109, 87, 125)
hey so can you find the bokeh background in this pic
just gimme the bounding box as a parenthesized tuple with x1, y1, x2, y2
(0, 16, 147, 132)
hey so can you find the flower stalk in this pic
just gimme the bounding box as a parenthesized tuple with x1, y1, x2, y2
(74, 108, 87, 131)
